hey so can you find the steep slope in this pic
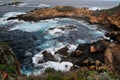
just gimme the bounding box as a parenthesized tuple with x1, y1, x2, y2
(0, 41, 21, 79)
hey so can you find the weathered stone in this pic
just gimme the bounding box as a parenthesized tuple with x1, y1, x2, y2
(90, 45, 96, 53)
(55, 46, 69, 56)
(42, 51, 56, 62)
(104, 43, 120, 73)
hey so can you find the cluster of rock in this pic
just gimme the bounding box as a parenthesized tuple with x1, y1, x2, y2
(87, 12, 120, 29)
(39, 39, 120, 73)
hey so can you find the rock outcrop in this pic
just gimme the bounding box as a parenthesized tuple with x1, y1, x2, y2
(7, 6, 92, 21)
(7, 5, 120, 30)
(104, 43, 120, 73)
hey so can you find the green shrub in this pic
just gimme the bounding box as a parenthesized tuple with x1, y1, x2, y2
(44, 68, 57, 73)
(55, 6, 75, 12)
(0, 64, 15, 74)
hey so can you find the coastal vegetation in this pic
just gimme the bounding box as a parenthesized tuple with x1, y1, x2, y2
(55, 6, 76, 12)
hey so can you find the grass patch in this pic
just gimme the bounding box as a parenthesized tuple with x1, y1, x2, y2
(55, 6, 75, 12)
(0, 64, 16, 74)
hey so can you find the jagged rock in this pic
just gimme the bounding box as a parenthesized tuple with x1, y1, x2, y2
(73, 39, 111, 68)
(42, 51, 56, 62)
(55, 46, 69, 56)
(104, 43, 120, 73)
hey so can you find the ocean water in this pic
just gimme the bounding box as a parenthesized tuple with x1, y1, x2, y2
(0, 0, 119, 75)
(1, 0, 120, 8)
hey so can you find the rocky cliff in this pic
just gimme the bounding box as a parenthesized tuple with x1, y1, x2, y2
(0, 41, 21, 79)
(87, 4, 120, 30)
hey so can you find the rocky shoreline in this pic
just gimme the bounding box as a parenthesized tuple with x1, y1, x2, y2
(0, 5, 120, 79)
(9, 5, 120, 73)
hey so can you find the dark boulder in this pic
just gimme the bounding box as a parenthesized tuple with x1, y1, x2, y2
(55, 46, 69, 56)
(42, 51, 56, 62)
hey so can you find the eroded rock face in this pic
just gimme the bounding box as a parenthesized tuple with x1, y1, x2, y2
(88, 11, 120, 30)
(0, 41, 21, 75)
(104, 43, 120, 73)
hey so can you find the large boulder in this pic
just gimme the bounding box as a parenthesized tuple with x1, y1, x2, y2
(55, 46, 69, 56)
(104, 43, 120, 73)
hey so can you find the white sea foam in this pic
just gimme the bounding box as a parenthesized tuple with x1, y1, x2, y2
(25, 61, 73, 76)
(43, 61, 73, 71)
(31, 42, 73, 75)
(76, 39, 86, 44)
(38, 4, 50, 8)
(0, 12, 25, 26)
(89, 7, 101, 11)
(10, 19, 57, 32)
(18, 3, 27, 7)
(3, 12, 25, 18)
(67, 44, 77, 53)
(32, 51, 43, 64)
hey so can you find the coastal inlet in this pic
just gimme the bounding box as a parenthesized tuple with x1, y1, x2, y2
(0, 12, 107, 75)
